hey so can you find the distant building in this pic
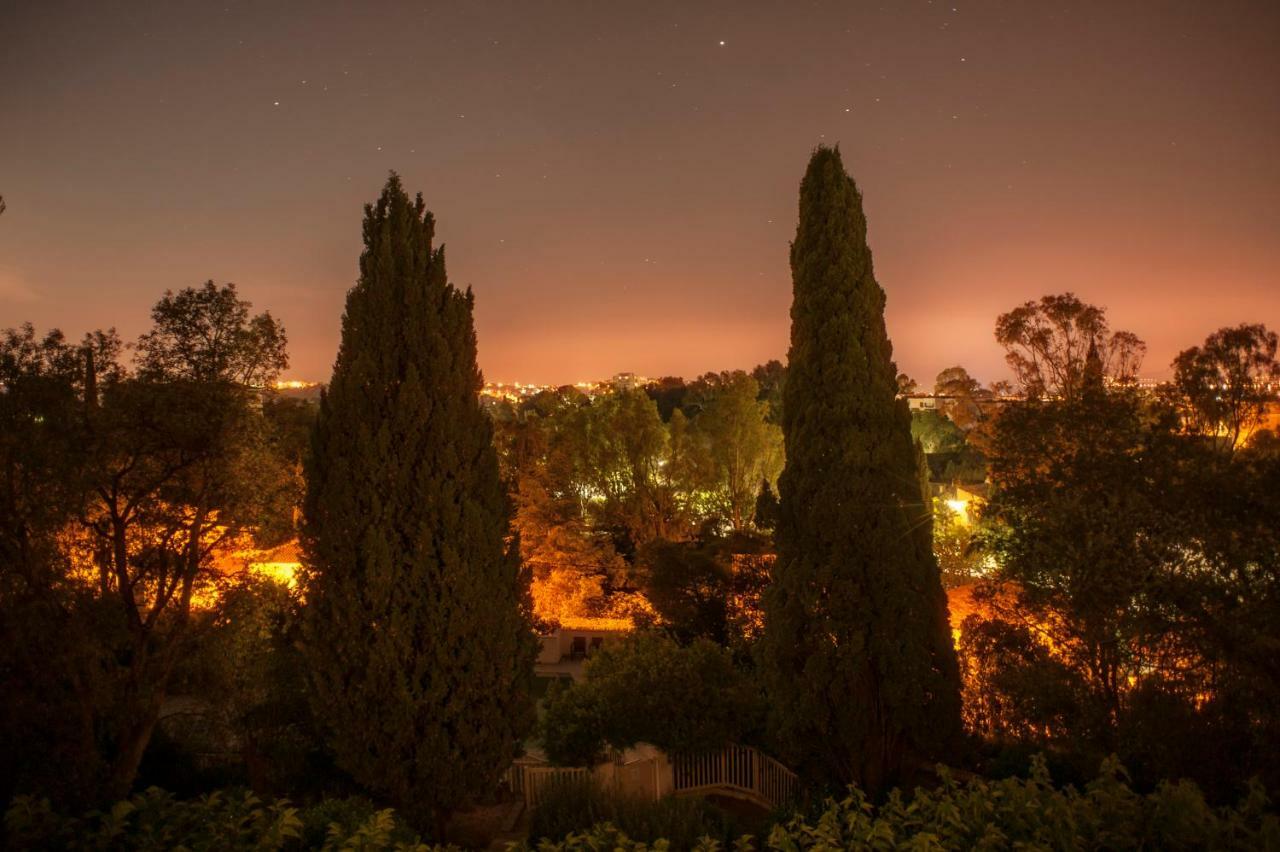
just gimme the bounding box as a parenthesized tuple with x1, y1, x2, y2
(536, 616, 632, 681)
(905, 394, 942, 411)
(611, 371, 643, 390)
(1132, 377, 1167, 392)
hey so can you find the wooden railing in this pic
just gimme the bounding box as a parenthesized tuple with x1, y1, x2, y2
(672, 744, 798, 809)
(505, 744, 798, 812)
(503, 763, 591, 808)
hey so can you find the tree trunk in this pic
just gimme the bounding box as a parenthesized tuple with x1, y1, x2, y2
(106, 694, 164, 800)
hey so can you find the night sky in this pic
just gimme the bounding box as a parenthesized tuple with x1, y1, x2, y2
(2, 1, 1277, 386)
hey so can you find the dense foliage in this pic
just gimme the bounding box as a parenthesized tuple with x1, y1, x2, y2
(963, 300, 1280, 795)
(760, 146, 960, 795)
(301, 174, 536, 832)
(1171, 322, 1280, 450)
(3, 788, 447, 851)
(526, 776, 743, 849)
(156, 579, 328, 799)
(540, 633, 763, 766)
(491, 372, 782, 627)
(636, 531, 771, 647)
(0, 283, 292, 806)
(519, 759, 1278, 851)
(9, 758, 1276, 851)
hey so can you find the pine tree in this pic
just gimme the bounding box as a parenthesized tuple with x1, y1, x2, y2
(760, 147, 960, 796)
(302, 174, 536, 834)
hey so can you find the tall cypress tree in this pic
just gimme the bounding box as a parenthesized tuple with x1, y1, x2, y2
(302, 174, 535, 834)
(761, 147, 960, 795)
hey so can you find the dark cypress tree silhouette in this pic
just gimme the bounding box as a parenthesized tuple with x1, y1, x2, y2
(302, 174, 536, 834)
(753, 478, 780, 531)
(760, 147, 961, 796)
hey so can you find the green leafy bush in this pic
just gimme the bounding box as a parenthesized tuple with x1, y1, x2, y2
(295, 795, 412, 849)
(2, 788, 452, 851)
(9, 759, 1275, 851)
(518, 758, 1279, 851)
(527, 776, 742, 849)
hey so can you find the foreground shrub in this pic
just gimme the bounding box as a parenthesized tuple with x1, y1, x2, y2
(8, 759, 1275, 851)
(520, 758, 1279, 851)
(295, 795, 418, 849)
(527, 776, 743, 848)
(2, 788, 450, 851)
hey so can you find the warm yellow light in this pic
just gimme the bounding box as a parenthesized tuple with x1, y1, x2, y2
(250, 560, 300, 588)
(944, 497, 970, 525)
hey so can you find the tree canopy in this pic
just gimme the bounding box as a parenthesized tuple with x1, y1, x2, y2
(1, 283, 291, 805)
(1172, 323, 1279, 451)
(995, 293, 1145, 400)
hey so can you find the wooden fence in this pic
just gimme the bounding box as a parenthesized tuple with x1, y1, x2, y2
(504, 763, 592, 808)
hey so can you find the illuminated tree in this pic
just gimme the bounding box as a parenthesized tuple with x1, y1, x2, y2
(302, 174, 535, 834)
(933, 365, 989, 432)
(931, 499, 984, 588)
(493, 390, 629, 624)
(760, 147, 961, 795)
(751, 359, 786, 424)
(569, 388, 688, 549)
(977, 353, 1280, 790)
(665, 406, 713, 523)
(513, 472, 622, 624)
(694, 372, 783, 531)
(0, 283, 290, 804)
(1172, 323, 1280, 451)
(910, 409, 966, 455)
(90, 284, 289, 799)
(995, 293, 1145, 401)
